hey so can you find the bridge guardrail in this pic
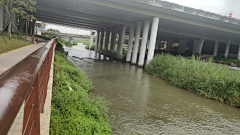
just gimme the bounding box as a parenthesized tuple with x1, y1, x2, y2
(0, 38, 57, 135)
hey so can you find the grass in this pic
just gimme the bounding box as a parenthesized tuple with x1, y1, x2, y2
(214, 56, 240, 63)
(50, 42, 113, 134)
(146, 53, 240, 108)
(0, 32, 32, 54)
(58, 38, 76, 47)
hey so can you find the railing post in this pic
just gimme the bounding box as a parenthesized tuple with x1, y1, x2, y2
(22, 74, 40, 135)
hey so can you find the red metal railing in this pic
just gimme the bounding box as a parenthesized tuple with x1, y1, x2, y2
(0, 38, 57, 135)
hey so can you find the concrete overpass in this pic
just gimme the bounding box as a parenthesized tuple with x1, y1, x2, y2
(2, 0, 240, 66)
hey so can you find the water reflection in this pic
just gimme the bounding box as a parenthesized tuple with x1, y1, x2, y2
(66, 44, 240, 135)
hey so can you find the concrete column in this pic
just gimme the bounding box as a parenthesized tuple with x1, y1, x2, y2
(104, 28, 111, 51)
(19, 17, 24, 33)
(90, 30, 94, 49)
(131, 21, 142, 65)
(178, 38, 188, 53)
(32, 20, 36, 35)
(100, 29, 105, 50)
(11, 13, 17, 32)
(155, 39, 160, 50)
(117, 25, 126, 55)
(110, 26, 117, 52)
(0, 5, 3, 31)
(126, 23, 135, 62)
(237, 45, 240, 60)
(147, 17, 160, 64)
(36, 27, 40, 35)
(95, 30, 100, 49)
(192, 39, 205, 54)
(138, 19, 150, 67)
(224, 39, 231, 58)
(213, 39, 219, 56)
(166, 38, 174, 52)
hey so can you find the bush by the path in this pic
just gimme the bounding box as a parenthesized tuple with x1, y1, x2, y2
(146, 53, 240, 107)
(50, 43, 112, 134)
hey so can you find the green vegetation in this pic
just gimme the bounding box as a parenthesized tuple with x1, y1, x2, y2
(146, 53, 240, 107)
(35, 35, 53, 40)
(0, 0, 37, 39)
(0, 32, 32, 54)
(214, 56, 240, 63)
(47, 28, 60, 33)
(50, 43, 113, 134)
(58, 38, 76, 47)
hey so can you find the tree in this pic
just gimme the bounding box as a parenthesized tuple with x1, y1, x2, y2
(0, 0, 37, 39)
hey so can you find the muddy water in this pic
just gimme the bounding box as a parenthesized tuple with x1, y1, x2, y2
(65, 43, 240, 135)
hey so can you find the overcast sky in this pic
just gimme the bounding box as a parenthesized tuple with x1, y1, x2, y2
(47, 0, 239, 35)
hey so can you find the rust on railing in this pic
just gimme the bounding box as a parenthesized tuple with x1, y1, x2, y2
(0, 38, 57, 135)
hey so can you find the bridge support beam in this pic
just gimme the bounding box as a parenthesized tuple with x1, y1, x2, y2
(104, 28, 111, 51)
(138, 19, 150, 67)
(147, 17, 160, 64)
(178, 38, 188, 54)
(0, 5, 3, 31)
(110, 26, 117, 52)
(193, 39, 205, 54)
(117, 25, 126, 55)
(166, 38, 174, 52)
(213, 39, 219, 56)
(126, 23, 135, 62)
(96, 30, 100, 49)
(131, 21, 142, 65)
(224, 39, 231, 58)
(100, 28, 105, 50)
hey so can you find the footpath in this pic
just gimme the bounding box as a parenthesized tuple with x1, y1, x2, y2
(0, 41, 53, 135)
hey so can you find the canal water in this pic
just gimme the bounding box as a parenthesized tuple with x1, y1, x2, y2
(65, 43, 240, 135)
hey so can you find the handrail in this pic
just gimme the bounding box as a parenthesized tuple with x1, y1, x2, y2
(0, 38, 57, 135)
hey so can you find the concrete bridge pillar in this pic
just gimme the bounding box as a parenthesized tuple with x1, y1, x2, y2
(90, 30, 95, 49)
(110, 26, 117, 52)
(100, 28, 105, 50)
(11, 13, 17, 33)
(96, 30, 100, 49)
(155, 39, 161, 50)
(131, 21, 142, 65)
(104, 28, 111, 51)
(117, 25, 126, 55)
(0, 5, 3, 31)
(70, 37, 74, 44)
(192, 39, 205, 54)
(213, 39, 219, 56)
(147, 17, 160, 64)
(126, 23, 135, 62)
(166, 38, 174, 52)
(178, 38, 188, 54)
(224, 39, 231, 58)
(138, 19, 150, 67)
(65, 37, 69, 42)
(19, 17, 24, 33)
(238, 45, 240, 60)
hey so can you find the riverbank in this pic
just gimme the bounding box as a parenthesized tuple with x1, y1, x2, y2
(50, 43, 112, 134)
(146, 53, 240, 107)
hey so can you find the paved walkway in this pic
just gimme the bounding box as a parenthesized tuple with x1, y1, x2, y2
(0, 42, 54, 135)
(0, 42, 46, 75)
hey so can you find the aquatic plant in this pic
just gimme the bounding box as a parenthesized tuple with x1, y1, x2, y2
(146, 53, 240, 107)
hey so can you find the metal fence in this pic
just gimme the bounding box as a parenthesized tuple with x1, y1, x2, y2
(0, 38, 57, 135)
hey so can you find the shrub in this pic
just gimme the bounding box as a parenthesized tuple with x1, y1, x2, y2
(35, 35, 53, 40)
(146, 53, 240, 107)
(50, 43, 113, 134)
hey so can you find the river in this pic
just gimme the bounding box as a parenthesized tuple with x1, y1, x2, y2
(64, 43, 240, 135)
